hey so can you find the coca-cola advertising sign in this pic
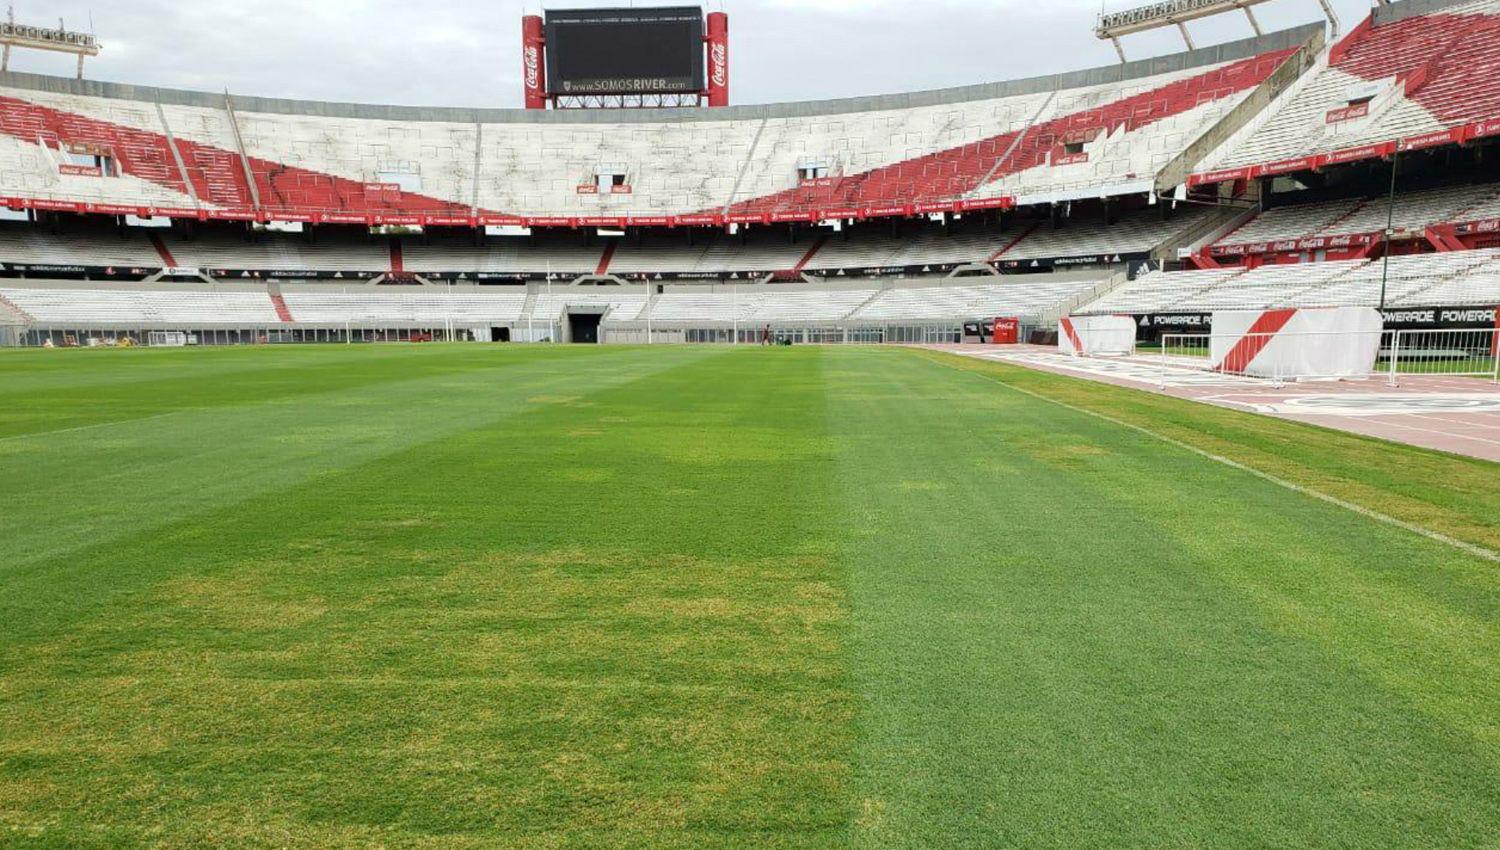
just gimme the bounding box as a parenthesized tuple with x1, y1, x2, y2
(1325, 102, 1370, 124)
(710, 43, 727, 89)
(524, 45, 541, 93)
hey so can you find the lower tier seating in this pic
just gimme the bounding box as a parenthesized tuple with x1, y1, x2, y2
(1082, 250, 1500, 314)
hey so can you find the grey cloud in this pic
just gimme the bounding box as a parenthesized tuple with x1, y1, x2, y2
(20, 0, 1374, 108)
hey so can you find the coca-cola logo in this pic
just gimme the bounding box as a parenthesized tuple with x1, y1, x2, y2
(710, 43, 727, 88)
(524, 45, 540, 90)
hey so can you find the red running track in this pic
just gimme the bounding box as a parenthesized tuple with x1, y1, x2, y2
(930, 344, 1500, 463)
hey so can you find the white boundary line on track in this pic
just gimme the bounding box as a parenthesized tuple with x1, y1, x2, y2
(925, 353, 1500, 566)
(1357, 416, 1500, 450)
(1419, 413, 1500, 433)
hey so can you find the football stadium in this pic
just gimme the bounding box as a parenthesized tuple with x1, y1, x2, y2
(1, 0, 1498, 847)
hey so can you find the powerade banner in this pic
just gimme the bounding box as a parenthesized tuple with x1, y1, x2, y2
(1135, 312, 1213, 340)
(1133, 307, 1498, 338)
(1138, 312, 1213, 330)
(545, 7, 705, 96)
(1380, 306, 1498, 329)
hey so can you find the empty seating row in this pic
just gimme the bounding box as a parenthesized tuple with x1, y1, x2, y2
(0, 207, 1205, 277)
(279, 292, 529, 323)
(0, 275, 1108, 329)
(1214, 182, 1500, 249)
(0, 287, 281, 324)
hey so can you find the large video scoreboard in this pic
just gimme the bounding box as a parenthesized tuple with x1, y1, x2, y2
(543, 7, 705, 96)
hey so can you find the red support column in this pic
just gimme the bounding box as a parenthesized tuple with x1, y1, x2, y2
(706, 12, 729, 108)
(522, 15, 547, 110)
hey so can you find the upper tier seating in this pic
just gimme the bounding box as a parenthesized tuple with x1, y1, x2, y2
(1199, 0, 1500, 173)
(0, 28, 1308, 221)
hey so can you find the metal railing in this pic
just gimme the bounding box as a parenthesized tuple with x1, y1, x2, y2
(1386, 328, 1500, 386)
(1159, 330, 1392, 386)
(1159, 328, 1500, 387)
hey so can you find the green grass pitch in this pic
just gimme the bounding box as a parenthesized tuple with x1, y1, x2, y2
(1, 344, 1496, 849)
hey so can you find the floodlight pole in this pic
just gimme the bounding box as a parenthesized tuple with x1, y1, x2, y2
(1378, 149, 1400, 310)
(545, 261, 553, 343)
(0, 10, 101, 79)
(1316, 0, 1342, 35)
(1176, 21, 1195, 50)
(1242, 5, 1262, 35)
(1097, 0, 1280, 60)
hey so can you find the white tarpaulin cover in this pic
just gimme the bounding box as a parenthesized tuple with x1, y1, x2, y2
(1210, 306, 1383, 379)
(1059, 315, 1135, 356)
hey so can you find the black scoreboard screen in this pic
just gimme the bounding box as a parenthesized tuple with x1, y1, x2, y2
(544, 7, 705, 96)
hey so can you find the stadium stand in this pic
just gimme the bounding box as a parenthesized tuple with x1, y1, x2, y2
(607, 231, 808, 277)
(1210, 181, 1500, 254)
(0, 26, 1314, 223)
(0, 285, 282, 325)
(279, 290, 529, 324)
(1081, 249, 1500, 314)
(166, 231, 389, 274)
(0, 274, 1114, 340)
(0, 221, 160, 268)
(997, 205, 1216, 263)
(850, 278, 1110, 322)
(403, 235, 609, 277)
(1192, 0, 1500, 184)
(0, 203, 1214, 282)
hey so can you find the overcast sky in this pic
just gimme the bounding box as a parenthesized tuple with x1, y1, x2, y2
(19, 0, 1376, 108)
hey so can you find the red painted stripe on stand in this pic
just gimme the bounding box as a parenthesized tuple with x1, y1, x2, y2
(389, 238, 405, 274)
(988, 221, 1042, 262)
(148, 232, 177, 267)
(718, 48, 1297, 219)
(0, 96, 485, 221)
(791, 234, 829, 274)
(596, 241, 617, 276)
(269, 292, 294, 323)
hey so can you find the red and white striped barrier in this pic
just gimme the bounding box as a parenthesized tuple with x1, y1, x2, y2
(1058, 315, 1135, 357)
(1210, 307, 1383, 379)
